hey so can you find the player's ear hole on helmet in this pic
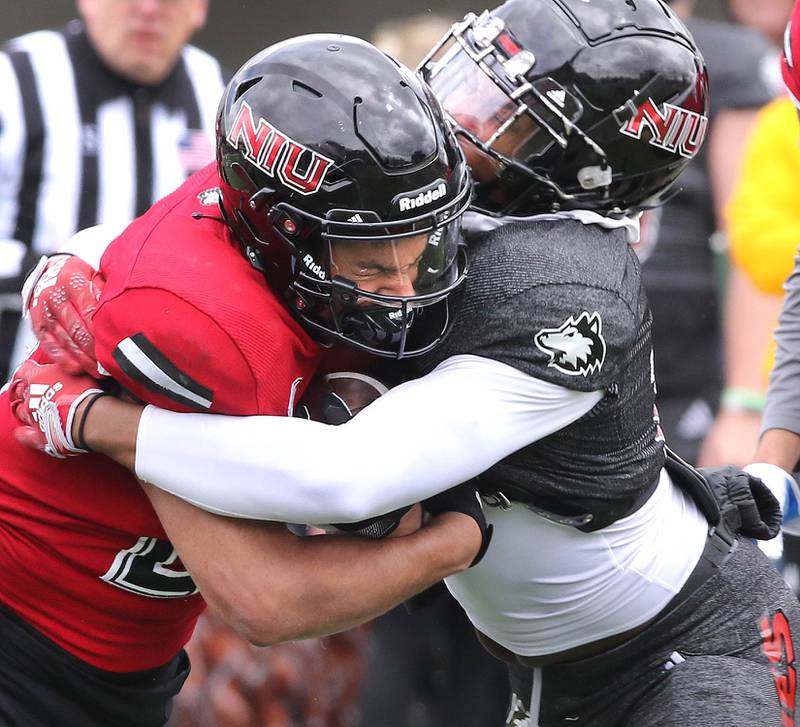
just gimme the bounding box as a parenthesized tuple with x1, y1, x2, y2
(225, 160, 260, 196)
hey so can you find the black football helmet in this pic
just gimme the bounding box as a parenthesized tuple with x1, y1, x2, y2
(418, 0, 709, 217)
(216, 34, 472, 358)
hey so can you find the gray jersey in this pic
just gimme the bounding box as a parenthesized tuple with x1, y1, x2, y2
(762, 252, 800, 436)
(415, 218, 664, 530)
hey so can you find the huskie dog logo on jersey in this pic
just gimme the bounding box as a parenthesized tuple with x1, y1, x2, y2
(534, 311, 606, 376)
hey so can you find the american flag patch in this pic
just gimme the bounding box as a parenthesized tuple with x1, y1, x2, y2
(179, 129, 215, 176)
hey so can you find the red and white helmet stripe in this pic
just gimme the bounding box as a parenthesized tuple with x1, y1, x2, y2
(783, 1, 800, 108)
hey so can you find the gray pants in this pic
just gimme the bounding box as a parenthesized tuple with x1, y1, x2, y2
(506, 538, 799, 726)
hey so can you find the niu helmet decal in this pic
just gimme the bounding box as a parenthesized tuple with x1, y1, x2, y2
(227, 101, 334, 195)
(620, 98, 708, 160)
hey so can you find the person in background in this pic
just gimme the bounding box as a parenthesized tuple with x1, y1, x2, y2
(0, 0, 223, 380)
(729, 101, 800, 299)
(720, 96, 800, 472)
(691, 0, 796, 468)
(639, 0, 781, 466)
(727, 0, 796, 49)
(735, 0, 800, 594)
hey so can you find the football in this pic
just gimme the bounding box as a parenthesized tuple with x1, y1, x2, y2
(293, 371, 388, 425)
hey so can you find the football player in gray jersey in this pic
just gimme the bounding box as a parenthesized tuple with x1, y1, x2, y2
(12, 1, 800, 726)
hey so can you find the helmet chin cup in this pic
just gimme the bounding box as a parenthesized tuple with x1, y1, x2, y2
(341, 306, 415, 349)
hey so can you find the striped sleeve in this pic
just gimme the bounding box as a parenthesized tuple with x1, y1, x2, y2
(112, 332, 215, 411)
(181, 45, 227, 141)
(0, 50, 27, 281)
(11, 31, 82, 256)
(94, 287, 261, 415)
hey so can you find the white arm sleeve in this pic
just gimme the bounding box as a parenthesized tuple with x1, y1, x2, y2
(57, 222, 128, 266)
(135, 354, 604, 523)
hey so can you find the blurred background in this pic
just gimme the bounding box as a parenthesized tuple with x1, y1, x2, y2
(3, 0, 730, 69)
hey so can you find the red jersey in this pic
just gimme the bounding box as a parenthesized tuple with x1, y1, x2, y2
(0, 164, 322, 671)
(783, 1, 800, 106)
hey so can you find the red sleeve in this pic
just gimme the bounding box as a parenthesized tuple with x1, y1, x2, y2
(94, 288, 267, 416)
(784, 3, 800, 105)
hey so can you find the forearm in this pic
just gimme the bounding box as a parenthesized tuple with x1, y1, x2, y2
(713, 111, 775, 411)
(698, 267, 781, 466)
(131, 356, 601, 523)
(78, 398, 481, 643)
(79, 395, 143, 470)
(755, 429, 800, 473)
(143, 485, 478, 644)
(722, 267, 781, 393)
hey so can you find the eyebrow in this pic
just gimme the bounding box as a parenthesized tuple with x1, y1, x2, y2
(356, 249, 426, 275)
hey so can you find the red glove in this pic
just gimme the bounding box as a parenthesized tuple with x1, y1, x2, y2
(22, 254, 107, 378)
(10, 360, 105, 459)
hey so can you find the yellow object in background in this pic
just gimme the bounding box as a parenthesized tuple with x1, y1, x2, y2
(728, 96, 800, 296)
(727, 95, 800, 382)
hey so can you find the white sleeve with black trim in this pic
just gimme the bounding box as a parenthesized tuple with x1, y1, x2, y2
(135, 354, 604, 523)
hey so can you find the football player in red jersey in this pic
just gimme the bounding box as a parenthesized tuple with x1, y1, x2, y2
(20, 2, 800, 726)
(0, 34, 488, 727)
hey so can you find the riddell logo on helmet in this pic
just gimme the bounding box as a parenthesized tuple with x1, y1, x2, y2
(302, 254, 326, 280)
(395, 181, 447, 213)
(227, 102, 334, 195)
(620, 98, 708, 160)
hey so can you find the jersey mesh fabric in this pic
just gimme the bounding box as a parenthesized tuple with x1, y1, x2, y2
(414, 218, 663, 527)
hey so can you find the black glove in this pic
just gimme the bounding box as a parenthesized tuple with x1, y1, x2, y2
(424, 483, 493, 567)
(699, 465, 782, 540)
(332, 505, 414, 539)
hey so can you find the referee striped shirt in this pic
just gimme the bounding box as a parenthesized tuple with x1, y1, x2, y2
(0, 18, 225, 285)
(0, 19, 226, 374)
